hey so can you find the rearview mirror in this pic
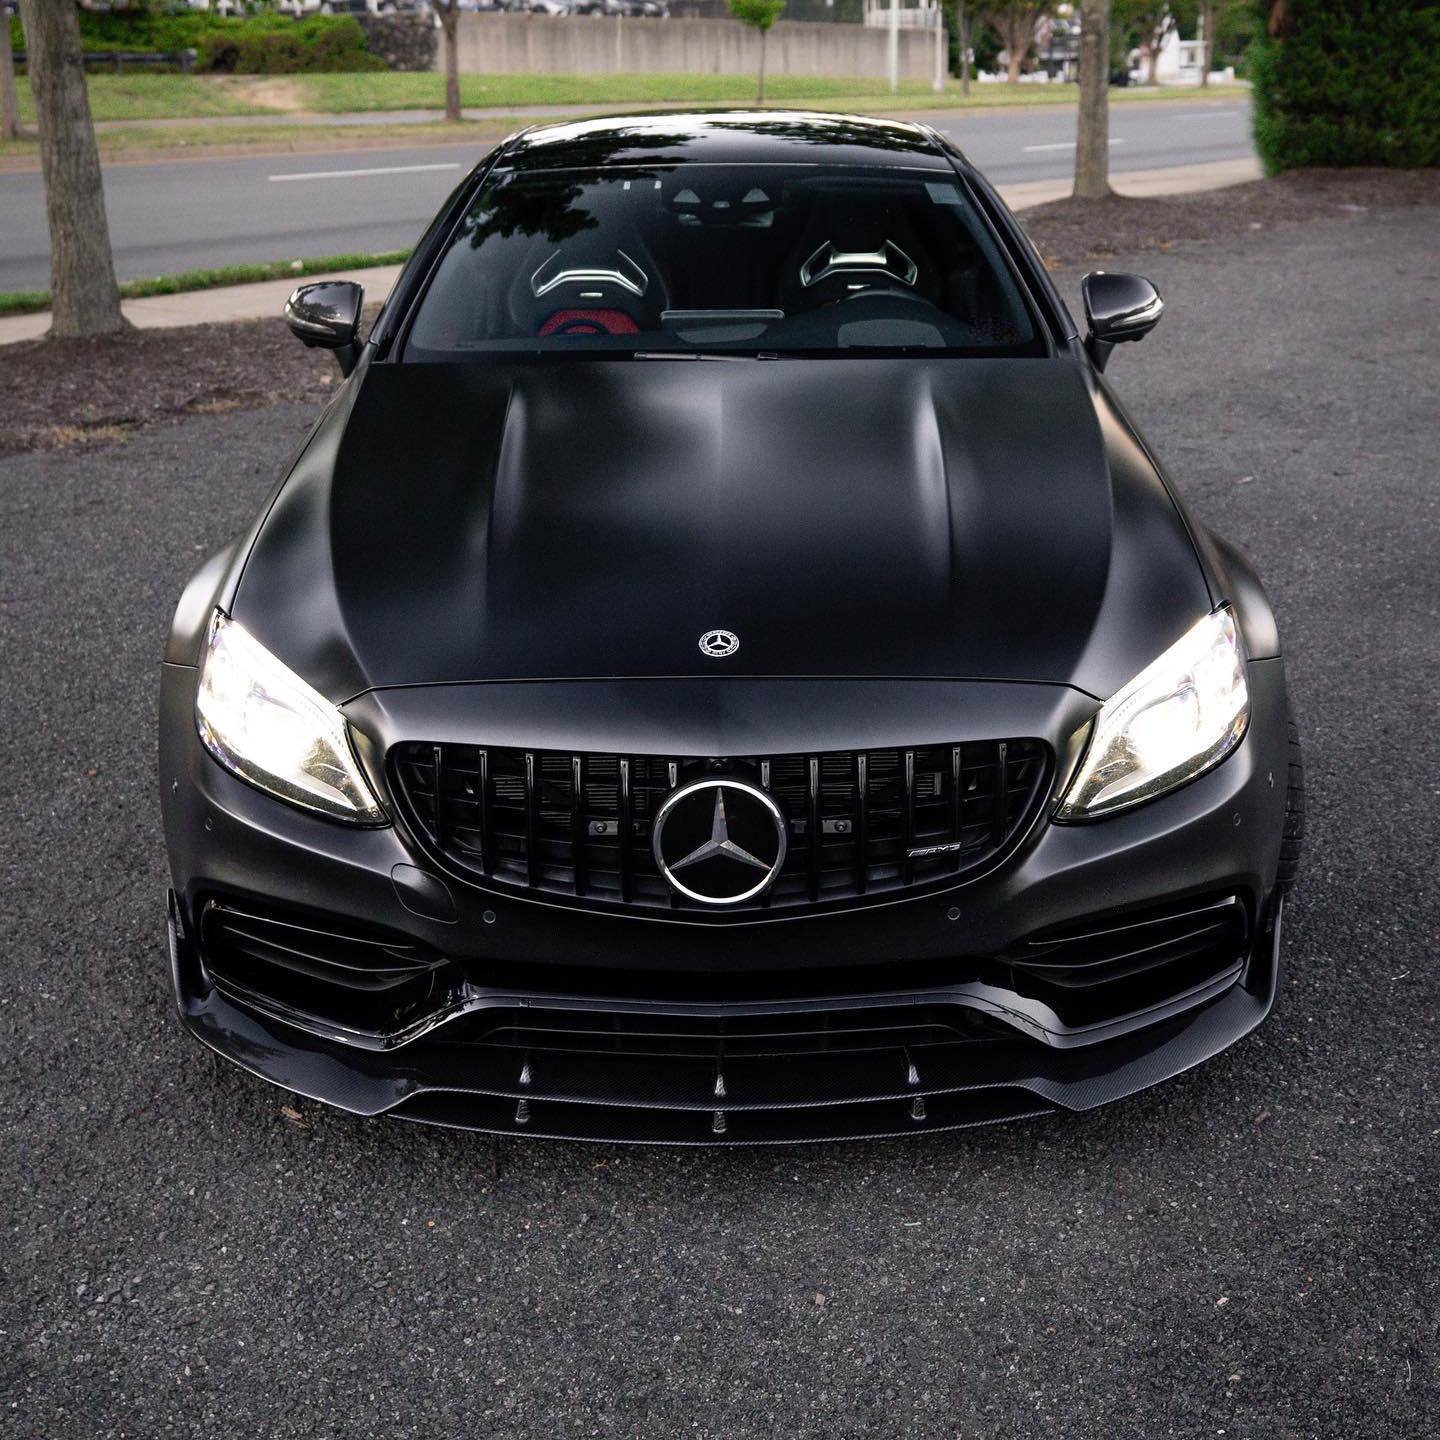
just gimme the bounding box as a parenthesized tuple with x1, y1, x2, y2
(1081, 272, 1163, 371)
(284, 281, 364, 375)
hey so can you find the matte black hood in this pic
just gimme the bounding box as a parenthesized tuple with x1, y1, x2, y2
(232, 357, 1214, 702)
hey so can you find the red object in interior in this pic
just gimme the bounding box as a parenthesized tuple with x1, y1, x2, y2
(538, 309, 640, 337)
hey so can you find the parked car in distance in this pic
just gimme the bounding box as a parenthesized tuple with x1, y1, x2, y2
(574, 0, 669, 13)
(319, 0, 413, 15)
(162, 112, 1302, 1145)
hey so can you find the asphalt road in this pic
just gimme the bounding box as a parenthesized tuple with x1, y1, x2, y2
(0, 97, 1253, 291)
(3, 208, 1437, 1438)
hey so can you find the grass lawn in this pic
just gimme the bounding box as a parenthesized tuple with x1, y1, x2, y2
(13, 71, 1251, 126)
(0, 73, 1248, 164)
(258, 72, 1249, 114)
(285, 72, 980, 112)
(0, 249, 413, 318)
(0, 117, 519, 164)
(17, 74, 277, 125)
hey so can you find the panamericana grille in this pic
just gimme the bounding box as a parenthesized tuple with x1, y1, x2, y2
(390, 740, 1049, 913)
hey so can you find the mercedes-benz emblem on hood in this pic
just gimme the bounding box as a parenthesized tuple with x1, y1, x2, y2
(652, 778, 787, 905)
(699, 629, 739, 658)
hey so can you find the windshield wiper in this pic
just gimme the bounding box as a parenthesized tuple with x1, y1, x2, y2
(633, 351, 791, 362)
(633, 351, 754, 362)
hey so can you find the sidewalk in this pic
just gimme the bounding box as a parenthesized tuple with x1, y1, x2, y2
(0, 158, 1261, 347)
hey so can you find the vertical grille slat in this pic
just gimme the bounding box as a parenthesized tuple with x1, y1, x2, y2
(993, 740, 1009, 845)
(951, 746, 963, 852)
(431, 744, 446, 853)
(619, 757, 633, 904)
(855, 752, 869, 895)
(476, 748, 491, 876)
(806, 755, 822, 902)
(903, 749, 916, 886)
(392, 739, 1048, 914)
(570, 755, 586, 896)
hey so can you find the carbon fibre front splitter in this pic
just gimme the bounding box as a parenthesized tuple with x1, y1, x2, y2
(167, 891, 1284, 1146)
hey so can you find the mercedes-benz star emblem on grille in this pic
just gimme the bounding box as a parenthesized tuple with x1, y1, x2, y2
(699, 629, 739, 658)
(651, 778, 788, 905)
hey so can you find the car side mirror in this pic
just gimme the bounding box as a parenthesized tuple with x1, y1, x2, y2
(284, 281, 364, 376)
(1081, 271, 1163, 372)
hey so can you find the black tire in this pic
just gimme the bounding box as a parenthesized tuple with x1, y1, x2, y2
(1276, 714, 1304, 892)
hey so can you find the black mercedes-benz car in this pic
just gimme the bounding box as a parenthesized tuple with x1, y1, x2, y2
(160, 113, 1302, 1144)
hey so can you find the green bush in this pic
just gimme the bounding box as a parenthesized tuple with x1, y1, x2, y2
(4, 9, 388, 76)
(199, 18, 386, 75)
(1251, 0, 1440, 172)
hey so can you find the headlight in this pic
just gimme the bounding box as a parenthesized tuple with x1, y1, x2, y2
(195, 611, 385, 824)
(1056, 607, 1248, 820)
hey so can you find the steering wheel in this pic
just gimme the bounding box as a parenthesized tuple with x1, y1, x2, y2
(839, 285, 936, 308)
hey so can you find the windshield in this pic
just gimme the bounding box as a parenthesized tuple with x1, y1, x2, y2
(403, 164, 1044, 360)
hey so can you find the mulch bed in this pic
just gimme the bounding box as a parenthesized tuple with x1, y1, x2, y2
(0, 311, 363, 458)
(3, 168, 1437, 457)
(1023, 166, 1440, 268)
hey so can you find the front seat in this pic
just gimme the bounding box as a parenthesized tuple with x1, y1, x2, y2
(777, 192, 938, 315)
(512, 231, 669, 338)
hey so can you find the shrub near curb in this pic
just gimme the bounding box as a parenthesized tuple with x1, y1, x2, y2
(201, 18, 385, 75)
(1251, 0, 1440, 172)
(6, 11, 390, 75)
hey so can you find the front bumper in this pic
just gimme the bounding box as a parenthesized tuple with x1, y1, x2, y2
(161, 663, 1292, 1144)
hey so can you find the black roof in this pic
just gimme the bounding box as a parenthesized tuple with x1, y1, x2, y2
(499, 110, 957, 173)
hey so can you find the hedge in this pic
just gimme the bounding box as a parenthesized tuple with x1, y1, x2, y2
(7, 11, 387, 75)
(199, 18, 386, 76)
(1251, 0, 1440, 172)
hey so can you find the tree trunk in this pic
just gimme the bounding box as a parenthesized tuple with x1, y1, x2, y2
(1073, 0, 1111, 200)
(18, 0, 123, 337)
(1006, 37, 1022, 83)
(757, 28, 766, 106)
(1199, 1, 1215, 86)
(1145, 40, 1159, 86)
(957, 0, 969, 98)
(1, 5, 23, 142)
(442, 6, 460, 123)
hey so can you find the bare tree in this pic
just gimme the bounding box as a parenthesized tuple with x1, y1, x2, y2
(728, 0, 786, 105)
(975, 3, 1054, 84)
(1196, 0, 1232, 86)
(955, 0, 970, 98)
(431, 0, 462, 123)
(18, 0, 123, 337)
(2, 2, 23, 141)
(1073, 0, 1111, 199)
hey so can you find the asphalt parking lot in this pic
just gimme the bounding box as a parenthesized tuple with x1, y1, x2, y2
(3, 208, 1437, 1438)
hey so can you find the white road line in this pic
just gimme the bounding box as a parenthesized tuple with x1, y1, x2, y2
(268, 162, 463, 183)
(1171, 109, 1241, 119)
(1022, 139, 1126, 152)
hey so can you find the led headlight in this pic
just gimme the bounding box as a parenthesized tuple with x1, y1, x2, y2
(1056, 607, 1248, 821)
(195, 611, 385, 824)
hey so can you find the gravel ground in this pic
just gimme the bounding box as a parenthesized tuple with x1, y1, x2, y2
(2, 208, 1437, 1439)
